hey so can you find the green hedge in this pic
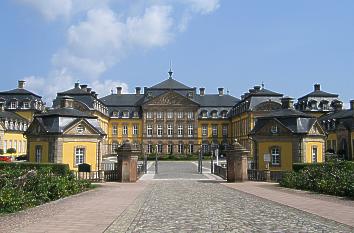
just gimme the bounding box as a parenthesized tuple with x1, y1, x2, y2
(0, 162, 70, 176)
(281, 160, 354, 198)
(0, 166, 91, 214)
(292, 163, 324, 172)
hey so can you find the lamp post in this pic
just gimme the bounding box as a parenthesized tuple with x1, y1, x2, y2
(155, 144, 158, 174)
(142, 143, 147, 174)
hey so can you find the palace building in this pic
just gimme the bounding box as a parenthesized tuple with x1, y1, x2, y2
(0, 70, 350, 171)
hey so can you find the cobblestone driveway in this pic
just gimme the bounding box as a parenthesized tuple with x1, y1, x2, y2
(106, 162, 354, 232)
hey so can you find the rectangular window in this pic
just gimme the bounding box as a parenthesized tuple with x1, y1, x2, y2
(122, 111, 129, 118)
(167, 112, 173, 119)
(188, 125, 193, 137)
(178, 144, 183, 154)
(187, 112, 194, 119)
(10, 101, 17, 109)
(14, 141, 17, 153)
(177, 112, 184, 119)
(147, 144, 153, 154)
(157, 125, 163, 137)
(271, 148, 280, 165)
(147, 125, 153, 137)
(112, 142, 118, 153)
(202, 144, 209, 154)
(133, 125, 138, 135)
(75, 148, 85, 166)
(157, 112, 163, 119)
(178, 125, 183, 137)
(222, 125, 228, 137)
(4, 140, 7, 153)
(35, 145, 42, 163)
(168, 144, 173, 154)
(312, 147, 318, 163)
(18, 141, 21, 153)
(189, 144, 194, 154)
(212, 125, 218, 136)
(122, 125, 128, 135)
(23, 102, 30, 109)
(146, 112, 153, 119)
(167, 124, 173, 137)
(157, 144, 163, 153)
(202, 125, 208, 136)
(112, 125, 118, 135)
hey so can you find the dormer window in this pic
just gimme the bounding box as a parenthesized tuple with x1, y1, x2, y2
(133, 111, 139, 118)
(4, 121, 8, 129)
(23, 101, 30, 109)
(112, 111, 119, 117)
(221, 110, 228, 118)
(187, 91, 193, 98)
(9, 121, 14, 130)
(201, 110, 208, 118)
(211, 111, 218, 118)
(122, 111, 129, 118)
(77, 125, 85, 133)
(10, 101, 17, 109)
(271, 125, 278, 134)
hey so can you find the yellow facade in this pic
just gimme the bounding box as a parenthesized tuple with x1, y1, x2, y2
(62, 141, 98, 170)
(326, 132, 337, 152)
(28, 141, 49, 162)
(305, 141, 324, 163)
(15, 110, 36, 122)
(257, 141, 293, 171)
(108, 119, 143, 144)
(231, 112, 254, 150)
(2, 131, 27, 156)
(197, 119, 231, 145)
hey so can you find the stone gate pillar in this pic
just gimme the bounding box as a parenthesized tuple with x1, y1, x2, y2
(116, 140, 140, 182)
(225, 139, 250, 182)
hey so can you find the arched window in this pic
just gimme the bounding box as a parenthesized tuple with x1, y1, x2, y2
(211, 110, 218, 118)
(201, 110, 208, 118)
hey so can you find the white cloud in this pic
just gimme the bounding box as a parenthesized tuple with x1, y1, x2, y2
(18, 0, 72, 20)
(184, 0, 220, 14)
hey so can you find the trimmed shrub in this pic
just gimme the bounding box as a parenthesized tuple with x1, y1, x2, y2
(0, 162, 70, 176)
(281, 160, 354, 198)
(0, 166, 91, 213)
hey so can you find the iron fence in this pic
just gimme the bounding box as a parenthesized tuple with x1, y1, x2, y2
(247, 169, 265, 181)
(213, 164, 227, 180)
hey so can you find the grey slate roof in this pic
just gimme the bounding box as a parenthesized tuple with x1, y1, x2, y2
(150, 78, 192, 90)
(38, 108, 95, 118)
(0, 111, 28, 122)
(194, 94, 239, 107)
(298, 90, 338, 100)
(261, 108, 313, 119)
(100, 94, 144, 106)
(0, 88, 42, 99)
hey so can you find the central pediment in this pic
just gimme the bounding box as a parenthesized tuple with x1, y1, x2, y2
(143, 91, 199, 107)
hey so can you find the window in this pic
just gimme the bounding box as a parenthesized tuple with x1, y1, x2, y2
(178, 125, 183, 137)
(202, 111, 208, 118)
(222, 125, 228, 136)
(14, 141, 17, 153)
(122, 125, 128, 135)
(202, 144, 209, 154)
(271, 147, 280, 166)
(221, 111, 228, 118)
(122, 111, 129, 118)
(112, 111, 119, 117)
(112, 142, 118, 153)
(271, 125, 278, 134)
(4, 140, 7, 153)
(157, 125, 163, 137)
(133, 125, 138, 135)
(146, 112, 153, 119)
(188, 125, 193, 137)
(212, 125, 218, 136)
(147, 144, 153, 154)
(187, 112, 194, 119)
(133, 111, 139, 118)
(9, 122, 13, 130)
(167, 124, 173, 137)
(77, 125, 85, 133)
(35, 145, 42, 163)
(23, 141, 26, 153)
(177, 112, 184, 119)
(211, 111, 218, 118)
(168, 144, 173, 154)
(157, 112, 163, 119)
(24, 124, 27, 131)
(75, 148, 85, 165)
(189, 144, 194, 154)
(147, 125, 153, 137)
(312, 147, 318, 163)
(10, 101, 17, 109)
(167, 112, 173, 119)
(18, 141, 22, 153)
(23, 101, 30, 109)
(157, 144, 163, 153)
(112, 125, 118, 135)
(202, 125, 208, 136)
(178, 144, 183, 154)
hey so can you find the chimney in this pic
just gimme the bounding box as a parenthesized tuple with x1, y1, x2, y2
(80, 84, 87, 92)
(350, 100, 354, 110)
(314, 83, 321, 91)
(91, 91, 96, 96)
(18, 80, 25, 89)
(135, 87, 141, 95)
(281, 97, 294, 109)
(60, 96, 74, 108)
(116, 86, 122, 95)
(218, 88, 224, 96)
(200, 88, 205, 96)
(74, 82, 80, 88)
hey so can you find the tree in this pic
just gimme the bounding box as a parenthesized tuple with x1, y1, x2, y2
(7, 148, 16, 155)
(0, 149, 4, 155)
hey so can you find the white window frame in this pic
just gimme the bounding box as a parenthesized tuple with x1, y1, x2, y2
(147, 125, 153, 137)
(122, 111, 129, 118)
(10, 101, 17, 109)
(187, 112, 194, 119)
(177, 112, 184, 119)
(157, 125, 163, 137)
(222, 125, 228, 136)
(271, 125, 278, 134)
(157, 144, 163, 153)
(178, 144, 183, 154)
(75, 148, 85, 166)
(147, 144, 153, 154)
(167, 124, 173, 137)
(146, 112, 153, 119)
(178, 125, 183, 137)
(122, 125, 128, 135)
(168, 144, 173, 154)
(188, 125, 193, 137)
(23, 101, 30, 109)
(271, 147, 280, 166)
(35, 145, 42, 163)
(157, 112, 163, 119)
(133, 125, 138, 135)
(212, 125, 218, 136)
(312, 146, 318, 163)
(189, 144, 194, 154)
(202, 125, 208, 136)
(112, 125, 118, 135)
(167, 112, 173, 119)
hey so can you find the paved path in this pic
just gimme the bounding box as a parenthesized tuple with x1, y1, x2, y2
(1, 161, 354, 232)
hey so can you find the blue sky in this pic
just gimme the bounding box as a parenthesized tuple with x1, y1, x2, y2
(1, 0, 354, 105)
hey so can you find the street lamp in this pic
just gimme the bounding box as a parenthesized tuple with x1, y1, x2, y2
(155, 144, 158, 174)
